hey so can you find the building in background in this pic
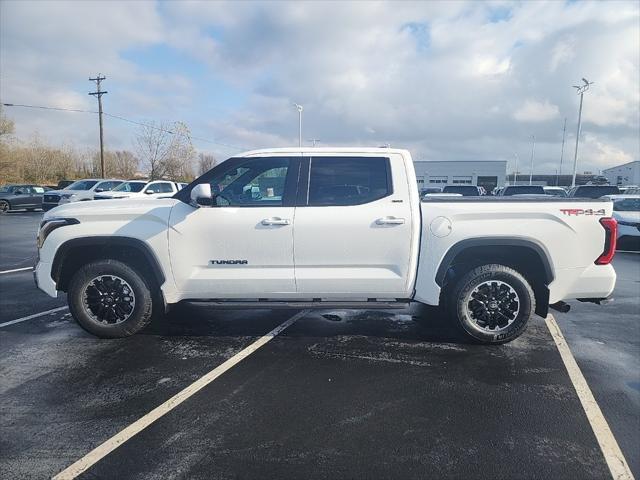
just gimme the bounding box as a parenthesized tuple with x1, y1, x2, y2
(413, 160, 506, 193)
(602, 161, 640, 186)
(505, 173, 609, 186)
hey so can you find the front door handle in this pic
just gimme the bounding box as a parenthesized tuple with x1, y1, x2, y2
(376, 216, 405, 225)
(261, 217, 291, 226)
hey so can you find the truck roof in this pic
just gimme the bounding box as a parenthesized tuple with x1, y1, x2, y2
(237, 147, 411, 157)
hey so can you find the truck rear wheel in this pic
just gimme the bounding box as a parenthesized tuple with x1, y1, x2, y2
(68, 259, 155, 338)
(448, 264, 535, 344)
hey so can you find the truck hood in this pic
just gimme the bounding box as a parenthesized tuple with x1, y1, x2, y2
(43, 197, 182, 221)
(46, 189, 86, 195)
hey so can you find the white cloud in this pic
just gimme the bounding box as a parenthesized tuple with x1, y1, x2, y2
(0, 0, 638, 173)
(513, 100, 560, 122)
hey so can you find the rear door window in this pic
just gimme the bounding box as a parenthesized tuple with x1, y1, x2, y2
(307, 157, 392, 206)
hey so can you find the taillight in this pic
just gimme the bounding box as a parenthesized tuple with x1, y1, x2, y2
(595, 217, 617, 265)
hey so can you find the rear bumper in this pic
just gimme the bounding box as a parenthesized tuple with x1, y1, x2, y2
(549, 264, 616, 304)
(34, 261, 58, 298)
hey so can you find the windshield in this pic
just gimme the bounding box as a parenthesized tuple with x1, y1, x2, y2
(442, 186, 479, 196)
(503, 186, 544, 195)
(614, 198, 640, 212)
(65, 180, 99, 191)
(574, 186, 620, 198)
(113, 182, 146, 193)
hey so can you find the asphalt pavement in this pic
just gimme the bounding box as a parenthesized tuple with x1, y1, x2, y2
(0, 211, 638, 479)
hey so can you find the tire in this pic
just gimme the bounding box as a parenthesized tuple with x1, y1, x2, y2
(67, 259, 156, 338)
(447, 264, 535, 344)
(0, 200, 10, 214)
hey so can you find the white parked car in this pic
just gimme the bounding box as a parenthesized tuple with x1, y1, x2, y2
(42, 179, 123, 211)
(606, 195, 640, 249)
(94, 180, 185, 200)
(35, 148, 617, 344)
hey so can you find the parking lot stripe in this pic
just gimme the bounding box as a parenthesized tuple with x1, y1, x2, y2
(0, 306, 68, 328)
(0, 266, 33, 274)
(52, 309, 309, 480)
(546, 315, 635, 480)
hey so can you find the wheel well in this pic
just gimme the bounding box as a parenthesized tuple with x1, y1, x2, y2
(53, 239, 164, 294)
(441, 245, 551, 318)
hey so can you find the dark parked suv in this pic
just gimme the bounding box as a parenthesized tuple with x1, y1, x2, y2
(568, 185, 621, 199)
(442, 185, 483, 196)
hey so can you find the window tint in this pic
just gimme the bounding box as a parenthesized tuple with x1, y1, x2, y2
(308, 157, 391, 206)
(502, 186, 545, 195)
(573, 186, 620, 198)
(207, 157, 291, 206)
(442, 185, 479, 196)
(66, 180, 99, 191)
(155, 182, 174, 193)
(613, 198, 640, 212)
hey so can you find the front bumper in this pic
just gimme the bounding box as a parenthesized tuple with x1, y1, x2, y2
(34, 261, 58, 298)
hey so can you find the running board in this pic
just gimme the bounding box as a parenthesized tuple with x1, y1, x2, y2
(185, 299, 411, 310)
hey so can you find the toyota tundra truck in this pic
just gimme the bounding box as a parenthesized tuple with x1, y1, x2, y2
(34, 148, 617, 344)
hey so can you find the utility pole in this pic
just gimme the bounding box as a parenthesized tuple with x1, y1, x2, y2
(89, 74, 107, 178)
(513, 153, 519, 185)
(308, 139, 320, 147)
(558, 117, 566, 186)
(571, 78, 593, 187)
(529, 135, 536, 185)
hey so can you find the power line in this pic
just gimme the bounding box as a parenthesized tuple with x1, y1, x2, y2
(2, 102, 246, 151)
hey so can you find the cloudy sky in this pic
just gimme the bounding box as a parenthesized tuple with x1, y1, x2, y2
(1, 0, 638, 174)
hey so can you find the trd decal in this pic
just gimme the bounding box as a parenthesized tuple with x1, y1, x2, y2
(560, 208, 606, 216)
(210, 260, 249, 265)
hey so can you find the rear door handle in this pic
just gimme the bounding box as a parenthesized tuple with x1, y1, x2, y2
(376, 216, 405, 225)
(261, 217, 291, 226)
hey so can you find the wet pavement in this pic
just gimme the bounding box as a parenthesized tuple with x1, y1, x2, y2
(1, 211, 638, 479)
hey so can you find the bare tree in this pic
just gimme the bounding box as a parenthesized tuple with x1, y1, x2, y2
(93, 150, 139, 178)
(197, 152, 216, 176)
(0, 106, 15, 138)
(135, 121, 195, 180)
(135, 121, 174, 180)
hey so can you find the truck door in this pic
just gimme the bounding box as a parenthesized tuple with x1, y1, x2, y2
(168, 156, 299, 298)
(293, 155, 414, 298)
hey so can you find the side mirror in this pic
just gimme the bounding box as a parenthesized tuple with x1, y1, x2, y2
(144, 190, 155, 194)
(95, 187, 104, 193)
(190, 183, 213, 207)
(15, 190, 24, 195)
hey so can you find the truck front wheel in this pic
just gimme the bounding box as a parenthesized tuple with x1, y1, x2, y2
(68, 259, 155, 338)
(448, 264, 535, 344)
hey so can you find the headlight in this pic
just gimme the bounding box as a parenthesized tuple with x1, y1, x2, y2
(61, 194, 76, 199)
(37, 218, 79, 248)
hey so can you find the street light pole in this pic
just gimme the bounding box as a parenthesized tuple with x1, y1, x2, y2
(513, 153, 519, 185)
(529, 135, 536, 186)
(571, 78, 593, 187)
(558, 117, 566, 186)
(294, 103, 303, 148)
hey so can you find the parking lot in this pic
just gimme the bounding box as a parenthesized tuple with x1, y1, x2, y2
(1, 211, 638, 479)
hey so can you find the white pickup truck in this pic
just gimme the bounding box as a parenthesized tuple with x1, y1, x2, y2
(35, 148, 617, 344)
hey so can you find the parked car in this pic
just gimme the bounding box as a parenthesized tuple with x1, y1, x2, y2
(442, 185, 482, 196)
(568, 185, 621, 199)
(42, 179, 124, 211)
(94, 180, 185, 199)
(36, 147, 616, 345)
(543, 186, 568, 197)
(419, 187, 442, 197)
(56, 180, 75, 189)
(0, 184, 46, 213)
(500, 185, 545, 196)
(606, 195, 640, 250)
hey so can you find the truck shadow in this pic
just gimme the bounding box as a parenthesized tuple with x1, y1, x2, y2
(141, 303, 472, 345)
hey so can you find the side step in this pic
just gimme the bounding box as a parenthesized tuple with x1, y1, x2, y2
(185, 299, 411, 310)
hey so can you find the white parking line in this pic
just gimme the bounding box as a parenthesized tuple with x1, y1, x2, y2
(0, 306, 69, 328)
(546, 315, 635, 480)
(53, 310, 309, 480)
(0, 266, 33, 274)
